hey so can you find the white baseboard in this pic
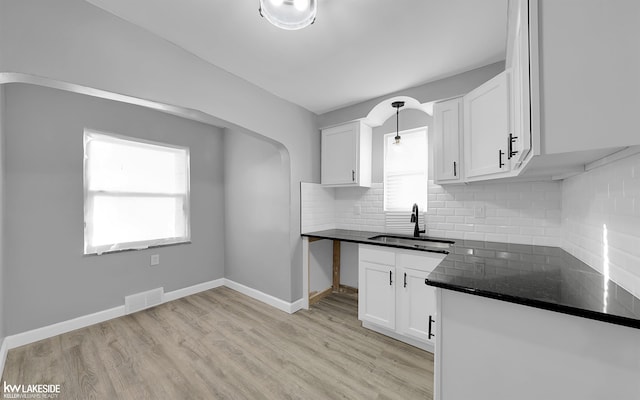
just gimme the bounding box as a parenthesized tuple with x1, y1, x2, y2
(163, 278, 225, 302)
(1, 278, 225, 354)
(4, 305, 126, 350)
(289, 298, 305, 313)
(0, 337, 8, 380)
(1, 278, 300, 358)
(223, 279, 304, 314)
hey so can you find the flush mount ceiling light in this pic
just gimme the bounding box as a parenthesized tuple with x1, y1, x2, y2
(392, 101, 405, 144)
(259, 0, 317, 30)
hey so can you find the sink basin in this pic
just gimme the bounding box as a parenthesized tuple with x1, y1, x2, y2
(368, 235, 454, 250)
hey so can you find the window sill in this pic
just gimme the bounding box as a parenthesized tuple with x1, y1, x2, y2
(84, 240, 192, 256)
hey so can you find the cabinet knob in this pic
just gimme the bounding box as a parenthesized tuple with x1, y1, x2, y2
(498, 149, 505, 168)
(352, 170, 355, 182)
(403, 272, 407, 288)
(453, 161, 457, 177)
(389, 270, 393, 286)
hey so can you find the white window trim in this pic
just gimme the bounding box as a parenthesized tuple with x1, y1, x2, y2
(83, 129, 191, 255)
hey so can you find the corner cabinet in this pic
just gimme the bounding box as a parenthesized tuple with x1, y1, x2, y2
(433, 97, 463, 184)
(321, 121, 372, 187)
(358, 245, 445, 352)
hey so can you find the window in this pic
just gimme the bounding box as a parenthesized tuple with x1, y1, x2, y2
(83, 130, 190, 255)
(383, 127, 428, 212)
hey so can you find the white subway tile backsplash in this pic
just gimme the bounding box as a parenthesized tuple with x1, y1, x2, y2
(464, 232, 486, 241)
(302, 176, 564, 245)
(438, 208, 456, 216)
(496, 225, 521, 235)
(455, 224, 475, 232)
(520, 226, 545, 236)
(453, 208, 474, 216)
(445, 216, 465, 224)
(474, 225, 497, 233)
(563, 151, 640, 298)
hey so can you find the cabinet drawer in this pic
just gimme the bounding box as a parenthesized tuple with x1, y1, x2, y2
(359, 245, 395, 265)
(396, 250, 445, 273)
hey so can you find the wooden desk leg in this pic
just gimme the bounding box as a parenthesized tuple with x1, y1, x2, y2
(332, 240, 341, 292)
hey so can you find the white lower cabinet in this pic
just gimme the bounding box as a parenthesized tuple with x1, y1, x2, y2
(358, 245, 445, 351)
(398, 266, 436, 346)
(359, 261, 396, 330)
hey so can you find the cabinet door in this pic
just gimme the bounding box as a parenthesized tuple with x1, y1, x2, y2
(463, 72, 511, 180)
(507, 0, 532, 167)
(358, 261, 396, 330)
(398, 267, 437, 345)
(434, 98, 463, 183)
(321, 123, 358, 185)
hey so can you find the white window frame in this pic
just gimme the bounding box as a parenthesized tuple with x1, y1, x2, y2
(383, 126, 428, 212)
(83, 129, 191, 255)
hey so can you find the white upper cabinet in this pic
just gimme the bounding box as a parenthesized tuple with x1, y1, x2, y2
(537, 0, 640, 154)
(321, 121, 372, 187)
(463, 71, 511, 180)
(433, 97, 463, 184)
(450, 0, 638, 184)
(506, 0, 531, 168)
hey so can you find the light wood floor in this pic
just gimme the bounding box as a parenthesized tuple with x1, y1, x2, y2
(2, 287, 434, 399)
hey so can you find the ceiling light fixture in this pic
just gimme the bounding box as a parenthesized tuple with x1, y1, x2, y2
(392, 101, 405, 144)
(259, 0, 317, 30)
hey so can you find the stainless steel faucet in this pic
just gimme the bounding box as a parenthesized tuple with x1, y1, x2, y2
(410, 203, 426, 238)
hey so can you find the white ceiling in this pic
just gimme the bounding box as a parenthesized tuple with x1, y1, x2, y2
(86, 0, 508, 115)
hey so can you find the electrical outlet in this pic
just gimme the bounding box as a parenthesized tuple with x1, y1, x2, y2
(474, 205, 486, 218)
(354, 205, 361, 215)
(150, 254, 160, 266)
(474, 262, 485, 276)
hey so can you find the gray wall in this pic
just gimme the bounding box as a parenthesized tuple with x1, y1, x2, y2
(223, 128, 291, 299)
(3, 84, 225, 335)
(0, 85, 5, 342)
(309, 240, 333, 293)
(0, 0, 320, 305)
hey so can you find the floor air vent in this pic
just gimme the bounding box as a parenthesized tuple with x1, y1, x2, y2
(125, 287, 164, 314)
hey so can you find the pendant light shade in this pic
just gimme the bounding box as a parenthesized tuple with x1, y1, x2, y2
(259, 0, 317, 30)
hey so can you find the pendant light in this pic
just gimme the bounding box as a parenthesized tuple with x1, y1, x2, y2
(259, 0, 317, 30)
(392, 101, 405, 144)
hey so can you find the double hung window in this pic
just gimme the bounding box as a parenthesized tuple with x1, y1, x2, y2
(383, 127, 428, 212)
(83, 130, 190, 255)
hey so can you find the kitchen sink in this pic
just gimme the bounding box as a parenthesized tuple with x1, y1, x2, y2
(368, 235, 454, 250)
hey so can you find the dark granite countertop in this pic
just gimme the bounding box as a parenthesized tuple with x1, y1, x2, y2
(302, 229, 640, 330)
(302, 228, 452, 254)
